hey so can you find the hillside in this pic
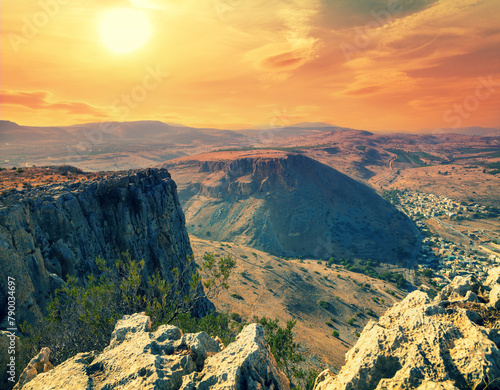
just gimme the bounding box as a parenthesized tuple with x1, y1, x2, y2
(164, 150, 419, 262)
(190, 237, 404, 369)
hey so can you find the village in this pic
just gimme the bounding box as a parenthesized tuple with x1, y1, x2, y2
(386, 189, 500, 287)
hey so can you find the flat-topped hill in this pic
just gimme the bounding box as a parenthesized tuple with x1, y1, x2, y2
(164, 150, 419, 262)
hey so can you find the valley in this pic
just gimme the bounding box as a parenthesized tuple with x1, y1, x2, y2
(190, 236, 403, 370)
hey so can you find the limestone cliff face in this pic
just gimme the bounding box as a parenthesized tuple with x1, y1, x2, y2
(0, 168, 213, 325)
(164, 150, 418, 262)
(14, 313, 290, 390)
(314, 269, 500, 390)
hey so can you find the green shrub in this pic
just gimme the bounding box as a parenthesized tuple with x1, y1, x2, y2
(56, 165, 83, 175)
(230, 293, 244, 300)
(318, 300, 329, 309)
(20, 252, 237, 367)
(332, 330, 340, 338)
(347, 318, 355, 326)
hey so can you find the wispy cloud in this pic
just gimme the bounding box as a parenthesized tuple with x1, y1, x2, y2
(1, 90, 107, 117)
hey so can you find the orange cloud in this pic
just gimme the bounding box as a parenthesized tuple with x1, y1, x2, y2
(1, 90, 107, 118)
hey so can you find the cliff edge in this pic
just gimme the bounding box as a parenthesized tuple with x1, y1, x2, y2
(0, 168, 213, 325)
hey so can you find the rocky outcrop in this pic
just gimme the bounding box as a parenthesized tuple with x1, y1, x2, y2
(181, 323, 290, 389)
(165, 150, 418, 262)
(13, 347, 53, 390)
(0, 168, 213, 325)
(314, 268, 500, 390)
(15, 313, 290, 390)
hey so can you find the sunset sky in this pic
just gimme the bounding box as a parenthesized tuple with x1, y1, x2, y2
(1, 0, 500, 131)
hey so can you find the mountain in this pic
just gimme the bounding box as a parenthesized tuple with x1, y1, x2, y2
(0, 168, 212, 325)
(288, 122, 336, 128)
(163, 150, 419, 262)
(417, 126, 500, 136)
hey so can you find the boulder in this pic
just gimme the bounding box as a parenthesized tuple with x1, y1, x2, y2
(314, 288, 500, 390)
(13, 347, 54, 390)
(486, 267, 500, 287)
(15, 314, 289, 390)
(435, 274, 479, 302)
(180, 323, 290, 390)
(489, 284, 500, 310)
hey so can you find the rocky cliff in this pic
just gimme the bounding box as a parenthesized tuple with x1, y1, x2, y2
(0, 168, 213, 325)
(164, 150, 418, 262)
(314, 268, 500, 390)
(14, 312, 290, 390)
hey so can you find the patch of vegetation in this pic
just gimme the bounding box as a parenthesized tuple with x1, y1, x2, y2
(382, 189, 400, 205)
(56, 165, 84, 175)
(332, 330, 340, 338)
(356, 145, 366, 151)
(318, 300, 329, 309)
(347, 318, 355, 326)
(385, 148, 412, 163)
(20, 252, 237, 367)
(230, 293, 244, 300)
(264, 265, 274, 269)
(328, 256, 407, 289)
(254, 316, 317, 389)
(485, 162, 500, 175)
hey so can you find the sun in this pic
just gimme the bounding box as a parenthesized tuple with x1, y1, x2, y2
(100, 8, 151, 54)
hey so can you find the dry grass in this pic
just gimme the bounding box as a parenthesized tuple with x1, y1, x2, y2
(0, 167, 107, 192)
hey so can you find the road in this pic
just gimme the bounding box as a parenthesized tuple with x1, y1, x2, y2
(373, 155, 397, 187)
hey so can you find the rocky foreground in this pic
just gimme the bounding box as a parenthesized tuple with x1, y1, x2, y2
(14, 313, 290, 390)
(315, 268, 500, 390)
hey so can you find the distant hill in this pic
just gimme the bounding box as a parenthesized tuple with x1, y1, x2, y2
(163, 150, 419, 262)
(417, 127, 500, 137)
